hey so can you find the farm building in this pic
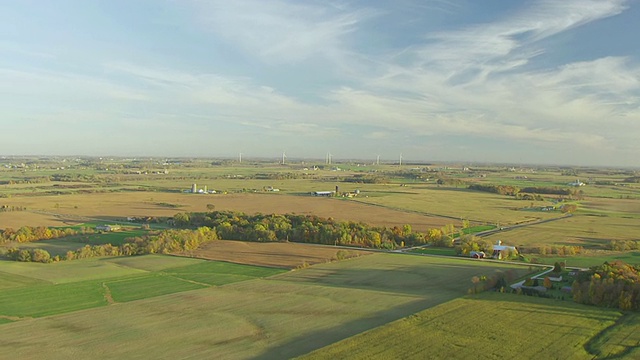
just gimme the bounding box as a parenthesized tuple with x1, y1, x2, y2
(312, 191, 335, 197)
(470, 251, 486, 259)
(492, 240, 517, 259)
(95, 225, 121, 232)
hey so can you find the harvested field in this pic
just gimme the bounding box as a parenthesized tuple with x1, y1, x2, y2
(184, 240, 370, 269)
(483, 214, 640, 248)
(0, 192, 454, 231)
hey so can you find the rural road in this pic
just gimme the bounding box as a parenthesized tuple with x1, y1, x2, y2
(474, 214, 573, 238)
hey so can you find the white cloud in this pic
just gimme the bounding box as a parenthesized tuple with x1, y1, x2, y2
(190, 0, 373, 64)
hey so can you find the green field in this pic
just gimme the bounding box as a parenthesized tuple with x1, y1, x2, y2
(300, 292, 629, 360)
(0, 253, 534, 359)
(0, 255, 287, 319)
(106, 274, 207, 302)
(532, 252, 640, 268)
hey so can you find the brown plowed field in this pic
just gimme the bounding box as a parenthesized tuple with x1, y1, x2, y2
(182, 240, 370, 268)
(1, 192, 454, 231)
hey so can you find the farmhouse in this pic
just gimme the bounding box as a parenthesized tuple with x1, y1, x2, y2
(492, 240, 517, 259)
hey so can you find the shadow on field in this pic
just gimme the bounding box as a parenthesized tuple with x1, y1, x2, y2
(251, 297, 437, 360)
(463, 293, 618, 322)
(275, 262, 488, 297)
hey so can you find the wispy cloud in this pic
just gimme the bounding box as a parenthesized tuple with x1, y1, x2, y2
(190, 0, 374, 64)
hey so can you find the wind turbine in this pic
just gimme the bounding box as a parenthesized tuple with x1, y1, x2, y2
(376, 154, 380, 166)
(399, 153, 403, 166)
(326, 152, 332, 165)
(238, 152, 242, 163)
(282, 151, 287, 165)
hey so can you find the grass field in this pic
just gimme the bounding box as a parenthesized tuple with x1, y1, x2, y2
(0, 253, 534, 359)
(532, 251, 640, 268)
(0, 255, 286, 319)
(300, 292, 628, 360)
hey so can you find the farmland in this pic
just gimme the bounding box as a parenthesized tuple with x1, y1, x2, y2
(183, 239, 370, 268)
(1, 158, 640, 358)
(0, 253, 535, 359)
(301, 292, 632, 360)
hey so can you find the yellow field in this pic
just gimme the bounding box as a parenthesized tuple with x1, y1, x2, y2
(483, 214, 640, 247)
(0, 192, 455, 231)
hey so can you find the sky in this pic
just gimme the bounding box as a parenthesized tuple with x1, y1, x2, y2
(1, 0, 639, 166)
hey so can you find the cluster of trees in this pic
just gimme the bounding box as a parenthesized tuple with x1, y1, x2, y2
(172, 211, 459, 249)
(468, 184, 520, 196)
(609, 240, 640, 251)
(0, 177, 50, 185)
(0, 226, 92, 244)
(572, 261, 640, 310)
(3, 248, 53, 263)
(0, 205, 27, 212)
(3, 227, 219, 263)
(342, 174, 389, 184)
(515, 193, 545, 201)
(455, 235, 494, 256)
(469, 269, 519, 294)
(520, 187, 575, 195)
(50, 173, 99, 182)
(469, 184, 583, 198)
(519, 245, 584, 256)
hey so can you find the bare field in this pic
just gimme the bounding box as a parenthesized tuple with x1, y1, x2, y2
(183, 240, 370, 268)
(0, 192, 454, 231)
(0, 211, 71, 228)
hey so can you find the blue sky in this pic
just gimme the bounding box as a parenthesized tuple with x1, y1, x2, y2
(1, 0, 639, 166)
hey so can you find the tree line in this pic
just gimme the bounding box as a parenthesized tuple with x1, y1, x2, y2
(2, 227, 218, 263)
(0, 226, 93, 244)
(572, 260, 640, 311)
(171, 211, 463, 249)
(469, 184, 582, 197)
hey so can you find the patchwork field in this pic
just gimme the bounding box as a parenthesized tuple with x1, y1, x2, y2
(0, 253, 534, 359)
(301, 292, 633, 360)
(0, 192, 455, 231)
(0, 255, 286, 319)
(354, 187, 560, 225)
(184, 240, 370, 268)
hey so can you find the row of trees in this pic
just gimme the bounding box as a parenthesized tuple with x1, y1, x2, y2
(572, 261, 640, 310)
(0, 226, 92, 244)
(469, 184, 582, 197)
(2, 227, 219, 263)
(518, 245, 584, 256)
(609, 240, 640, 251)
(172, 211, 459, 249)
(468, 184, 520, 196)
